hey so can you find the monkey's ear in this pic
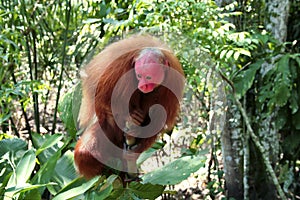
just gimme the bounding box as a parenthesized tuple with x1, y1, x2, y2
(162, 60, 170, 74)
(131, 60, 136, 68)
(164, 59, 169, 67)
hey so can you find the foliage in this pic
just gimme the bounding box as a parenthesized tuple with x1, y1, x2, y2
(0, 135, 75, 199)
(142, 152, 207, 185)
(221, 0, 300, 198)
(1, 0, 300, 199)
(0, 0, 229, 198)
(0, 136, 203, 199)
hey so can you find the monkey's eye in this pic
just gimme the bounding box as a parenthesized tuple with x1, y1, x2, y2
(137, 74, 142, 79)
(146, 76, 152, 80)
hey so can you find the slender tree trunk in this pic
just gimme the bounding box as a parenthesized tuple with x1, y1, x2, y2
(216, 0, 290, 199)
(222, 102, 244, 199)
(213, 1, 245, 199)
(250, 1, 290, 198)
(207, 69, 245, 199)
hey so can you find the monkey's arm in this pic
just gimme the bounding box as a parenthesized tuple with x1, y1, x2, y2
(125, 107, 164, 153)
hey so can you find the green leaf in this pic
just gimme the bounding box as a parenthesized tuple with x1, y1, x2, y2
(52, 176, 100, 200)
(128, 182, 165, 200)
(289, 53, 300, 67)
(5, 183, 56, 194)
(7, 149, 36, 187)
(31, 132, 62, 164)
(0, 139, 28, 188)
(0, 138, 27, 157)
(292, 110, 300, 130)
(137, 141, 164, 166)
(5, 149, 36, 199)
(105, 188, 131, 200)
(141, 155, 206, 185)
(233, 51, 240, 60)
(49, 150, 78, 192)
(275, 108, 288, 130)
(31, 148, 61, 190)
(278, 163, 293, 193)
(271, 54, 291, 107)
(220, 50, 227, 59)
(0, 112, 12, 125)
(233, 60, 262, 99)
(36, 134, 64, 155)
(137, 148, 157, 166)
(289, 90, 299, 114)
(226, 50, 234, 59)
(238, 48, 251, 57)
(99, 3, 107, 18)
(105, 178, 163, 200)
(89, 185, 114, 199)
(24, 189, 42, 200)
(58, 83, 82, 138)
(273, 83, 290, 106)
(90, 175, 119, 199)
(83, 18, 102, 24)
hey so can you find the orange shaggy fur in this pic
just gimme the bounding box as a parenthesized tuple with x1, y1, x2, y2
(74, 34, 184, 179)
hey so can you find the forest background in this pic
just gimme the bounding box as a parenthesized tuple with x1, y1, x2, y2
(0, 0, 299, 199)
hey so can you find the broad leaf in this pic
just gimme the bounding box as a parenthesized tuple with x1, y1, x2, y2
(0, 138, 27, 157)
(137, 141, 164, 166)
(31, 148, 61, 195)
(137, 148, 157, 166)
(128, 182, 165, 200)
(5, 183, 56, 195)
(233, 60, 262, 99)
(7, 149, 36, 187)
(105, 181, 164, 200)
(89, 175, 119, 199)
(31, 132, 62, 164)
(36, 134, 64, 156)
(141, 155, 206, 185)
(52, 176, 100, 200)
(271, 54, 291, 107)
(5, 149, 36, 199)
(58, 83, 82, 138)
(54, 150, 78, 185)
(292, 110, 300, 130)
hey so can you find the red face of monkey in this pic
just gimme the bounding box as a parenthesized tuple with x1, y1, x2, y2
(134, 49, 166, 93)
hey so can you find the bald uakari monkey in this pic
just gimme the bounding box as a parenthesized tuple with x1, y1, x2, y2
(74, 34, 185, 181)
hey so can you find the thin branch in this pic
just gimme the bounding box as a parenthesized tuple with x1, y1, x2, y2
(11, 69, 32, 137)
(9, 117, 19, 137)
(52, 0, 71, 134)
(20, 0, 40, 135)
(32, 29, 40, 134)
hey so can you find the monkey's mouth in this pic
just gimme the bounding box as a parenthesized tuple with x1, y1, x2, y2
(138, 83, 156, 93)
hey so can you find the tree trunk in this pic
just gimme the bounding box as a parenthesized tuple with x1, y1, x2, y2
(207, 69, 244, 199)
(266, 0, 290, 43)
(217, 0, 290, 199)
(222, 102, 244, 199)
(251, 0, 290, 198)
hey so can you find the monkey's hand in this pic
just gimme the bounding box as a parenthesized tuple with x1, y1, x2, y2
(124, 109, 145, 137)
(130, 108, 145, 126)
